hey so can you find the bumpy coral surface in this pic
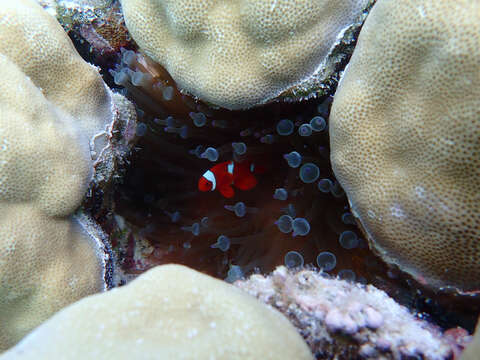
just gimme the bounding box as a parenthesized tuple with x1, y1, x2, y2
(1, 1, 116, 152)
(329, 0, 480, 292)
(120, 0, 369, 109)
(236, 266, 453, 359)
(0, 265, 313, 360)
(0, 0, 134, 350)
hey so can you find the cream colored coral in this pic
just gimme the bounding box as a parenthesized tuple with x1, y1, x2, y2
(329, 0, 480, 292)
(120, 0, 369, 110)
(0, 0, 117, 350)
(0, 265, 313, 360)
(461, 320, 480, 360)
(0, 204, 107, 351)
(0, 0, 115, 160)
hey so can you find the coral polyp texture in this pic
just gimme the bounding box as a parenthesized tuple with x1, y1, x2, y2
(120, 0, 370, 109)
(0, 265, 314, 360)
(329, 0, 480, 292)
(0, 0, 136, 350)
(236, 266, 453, 359)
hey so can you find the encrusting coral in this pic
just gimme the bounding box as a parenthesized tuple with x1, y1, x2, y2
(236, 266, 454, 359)
(0, 0, 136, 350)
(0, 53, 106, 350)
(120, 0, 371, 109)
(329, 0, 480, 293)
(0, 264, 314, 360)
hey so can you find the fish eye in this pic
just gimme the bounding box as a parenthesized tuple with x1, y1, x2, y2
(199, 178, 213, 192)
(203, 181, 212, 191)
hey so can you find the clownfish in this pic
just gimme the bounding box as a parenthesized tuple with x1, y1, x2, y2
(198, 160, 264, 198)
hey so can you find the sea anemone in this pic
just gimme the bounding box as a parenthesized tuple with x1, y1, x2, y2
(109, 49, 376, 282)
(62, 0, 479, 337)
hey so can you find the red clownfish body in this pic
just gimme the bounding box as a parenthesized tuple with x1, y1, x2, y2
(198, 160, 264, 198)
